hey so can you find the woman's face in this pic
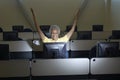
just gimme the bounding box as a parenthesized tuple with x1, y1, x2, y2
(51, 29, 59, 40)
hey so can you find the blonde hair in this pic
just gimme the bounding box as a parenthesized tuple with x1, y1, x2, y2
(49, 25, 60, 34)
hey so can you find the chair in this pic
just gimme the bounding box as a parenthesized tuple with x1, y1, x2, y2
(3, 31, 22, 41)
(0, 44, 9, 60)
(40, 25, 50, 32)
(77, 31, 92, 40)
(12, 25, 24, 32)
(23, 28, 32, 32)
(0, 27, 3, 32)
(92, 25, 103, 31)
(65, 25, 77, 32)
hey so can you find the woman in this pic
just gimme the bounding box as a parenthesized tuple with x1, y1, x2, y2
(31, 8, 80, 58)
(31, 8, 79, 42)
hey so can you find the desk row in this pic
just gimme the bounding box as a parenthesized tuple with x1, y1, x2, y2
(0, 40, 120, 51)
(0, 58, 120, 78)
(0, 31, 119, 40)
(0, 40, 120, 59)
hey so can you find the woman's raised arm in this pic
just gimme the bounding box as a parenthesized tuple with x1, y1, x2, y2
(66, 8, 80, 40)
(31, 8, 46, 40)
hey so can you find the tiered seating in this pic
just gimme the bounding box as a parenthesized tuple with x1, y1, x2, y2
(0, 25, 120, 79)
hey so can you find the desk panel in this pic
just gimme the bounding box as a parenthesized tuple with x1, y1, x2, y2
(92, 31, 112, 40)
(31, 58, 89, 76)
(91, 58, 120, 75)
(70, 40, 103, 51)
(0, 41, 32, 52)
(18, 32, 33, 40)
(0, 59, 30, 77)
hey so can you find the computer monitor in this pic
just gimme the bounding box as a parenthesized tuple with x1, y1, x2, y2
(0, 44, 9, 60)
(43, 42, 68, 58)
(3, 31, 19, 41)
(77, 31, 92, 40)
(112, 30, 120, 39)
(97, 42, 119, 57)
(92, 25, 103, 31)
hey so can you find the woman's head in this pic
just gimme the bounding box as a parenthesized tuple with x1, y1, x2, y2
(49, 25, 60, 40)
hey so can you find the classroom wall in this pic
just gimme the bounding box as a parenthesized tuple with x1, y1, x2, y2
(0, 0, 30, 31)
(0, 0, 120, 31)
